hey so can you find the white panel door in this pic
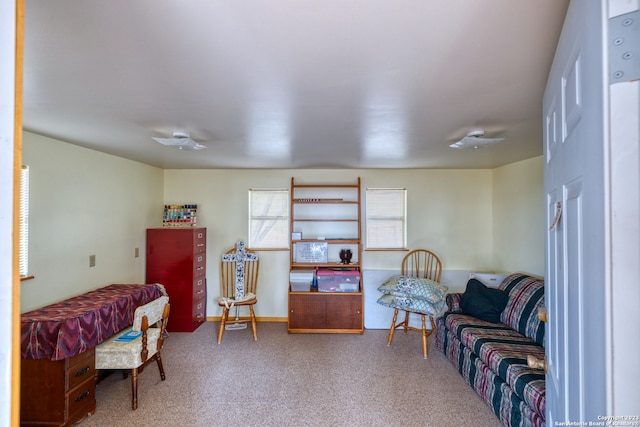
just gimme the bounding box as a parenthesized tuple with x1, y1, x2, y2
(543, 0, 608, 423)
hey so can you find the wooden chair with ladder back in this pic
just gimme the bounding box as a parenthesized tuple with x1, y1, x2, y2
(385, 249, 443, 358)
(217, 241, 260, 344)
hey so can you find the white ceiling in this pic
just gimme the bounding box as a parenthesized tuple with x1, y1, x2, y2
(23, 0, 569, 169)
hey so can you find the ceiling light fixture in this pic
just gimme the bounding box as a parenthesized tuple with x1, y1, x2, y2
(449, 129, 505, 149)
(152, 131, 207, 150)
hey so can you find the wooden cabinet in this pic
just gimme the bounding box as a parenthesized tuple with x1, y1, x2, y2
(289, 293, 363, 331)
(146, 227, 207, 332)
(287, 178, 364, 333)
(21, 349, 96, 426)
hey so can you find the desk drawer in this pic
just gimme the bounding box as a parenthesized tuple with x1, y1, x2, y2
(21, 348, 96, 426)
(66, 349, 95, 391)
(66, 379, 95, 421)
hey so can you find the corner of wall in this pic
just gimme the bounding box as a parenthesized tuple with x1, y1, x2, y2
(492, 156, 544, 276)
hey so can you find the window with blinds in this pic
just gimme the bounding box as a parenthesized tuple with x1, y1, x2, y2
(20, 165, 29, 277)
(365, 188, 406, 249)
(248, 188, 289, 249)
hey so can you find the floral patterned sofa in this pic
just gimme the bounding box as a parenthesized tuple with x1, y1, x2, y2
(435, 274, 546, 427)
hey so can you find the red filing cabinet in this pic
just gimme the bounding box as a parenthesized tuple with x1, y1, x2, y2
(146, 227, 207, 332)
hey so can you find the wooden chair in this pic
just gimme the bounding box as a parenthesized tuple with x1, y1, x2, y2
(95, 296, 170, 410)
(217, 241, 260, 344)
(387, 249, 442, 358)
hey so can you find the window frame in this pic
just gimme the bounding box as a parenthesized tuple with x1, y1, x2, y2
(365, 187, 407, 250)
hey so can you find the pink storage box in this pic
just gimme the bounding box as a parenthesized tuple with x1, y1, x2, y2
(316, 270, 360, 292)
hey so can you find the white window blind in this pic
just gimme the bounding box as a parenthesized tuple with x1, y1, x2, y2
(20, 165, 29, 277)
(366, 188, 406, 249)
(248, 189, 289, 249)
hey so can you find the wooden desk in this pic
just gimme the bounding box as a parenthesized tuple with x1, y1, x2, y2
(20, 283, 163, 426)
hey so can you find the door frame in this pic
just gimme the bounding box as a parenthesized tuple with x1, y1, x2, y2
(607, 0, 640, 414)
(2, 0, 23, 425)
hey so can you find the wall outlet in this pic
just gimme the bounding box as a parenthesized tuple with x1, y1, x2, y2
(89, 254, 96, 267)
(135, 247, 140, 258)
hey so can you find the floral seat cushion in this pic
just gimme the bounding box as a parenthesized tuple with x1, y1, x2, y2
(95, 327, 162, 369)
(95, 295, 169, 370)
(376, 275, 448, 316)
(377, 275, 448, 302)
(377, 293, 445, 316)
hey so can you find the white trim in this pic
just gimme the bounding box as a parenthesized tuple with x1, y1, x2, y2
(0, 0, 17, 424)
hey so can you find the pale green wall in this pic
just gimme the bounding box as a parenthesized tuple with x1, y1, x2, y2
(492, 156, 544, 277)
(164, 168, 493, 318)
(21, 132, 164, 312)
(20, 133, 545, 317)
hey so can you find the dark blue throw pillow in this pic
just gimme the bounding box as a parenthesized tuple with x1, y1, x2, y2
(460, 278, 509, 323)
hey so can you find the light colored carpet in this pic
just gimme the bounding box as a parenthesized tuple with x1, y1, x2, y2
(79, 322, 502, 427)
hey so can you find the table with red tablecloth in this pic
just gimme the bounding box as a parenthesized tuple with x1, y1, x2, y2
(21, 283, 165, 361)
